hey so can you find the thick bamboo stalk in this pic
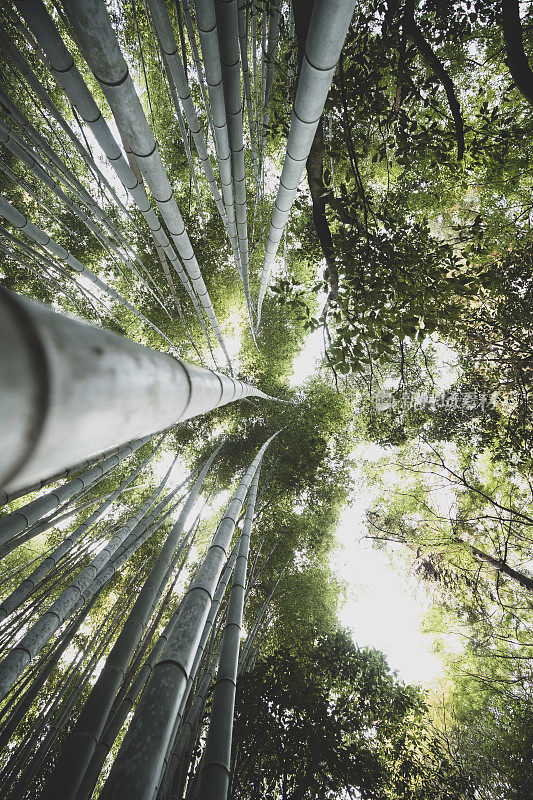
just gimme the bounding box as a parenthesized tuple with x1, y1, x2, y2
(0, 290, 274, 493)
(76, 585, 188, 800)
(98, 435, 277, 800)
(61, 0, 233, 372)
(156, 545, 239, 799)
(122, 511, 200, 691)
(196, 468, 260, 800)
(256, 0, 356, 326)
(165, 650, 220, 800)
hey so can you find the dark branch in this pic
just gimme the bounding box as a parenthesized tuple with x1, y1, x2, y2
(501, 0, 533, 107)
(403, 0, 465, 160)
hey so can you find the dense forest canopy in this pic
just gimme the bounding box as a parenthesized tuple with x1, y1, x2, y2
(0, 0, 532, 799)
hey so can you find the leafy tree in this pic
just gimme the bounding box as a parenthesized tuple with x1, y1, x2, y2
(233, 632, 473, 800)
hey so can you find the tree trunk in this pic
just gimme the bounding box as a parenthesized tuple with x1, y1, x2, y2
(501, 0, 533, 108)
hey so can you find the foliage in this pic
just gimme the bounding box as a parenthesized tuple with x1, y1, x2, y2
(233, 632, 474, 800)
(1, 1, 533, 798)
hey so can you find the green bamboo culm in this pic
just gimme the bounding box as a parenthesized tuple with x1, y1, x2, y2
(196, 466, 261, 800)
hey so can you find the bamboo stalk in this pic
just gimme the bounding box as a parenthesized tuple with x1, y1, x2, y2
(13, 0, 211, 335)
(0, 445, 165, 701)
(0, 290, 275, 493)
(62, 0, 234, 372)
(76, 504, 205, 800)
(156, 544, 239, 798)
(237, 0, 258, 182)
(213, 0, 254, 326)
(0, 23, 143, 241)
(0, 437, 151, 548)
(98, 434, 277, 800)
(196, 468, 260, 799)
(258, 0, 281, 177)
(0, 446, 154, 621)
(0, 115, 169, 312)
(193, 0, 243, 285)
(256, 0, 356, 326)
(43, 449, 216, 800)
(146, 0, 229, 231)
(0, 196, 177, 350)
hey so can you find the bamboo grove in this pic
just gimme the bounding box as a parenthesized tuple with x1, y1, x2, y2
(0, 1, 360, 799)
(2, 0, 533, 799)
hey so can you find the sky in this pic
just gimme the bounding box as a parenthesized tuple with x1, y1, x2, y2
(290, 331, 446, 687)
(332, 483, 444, 686)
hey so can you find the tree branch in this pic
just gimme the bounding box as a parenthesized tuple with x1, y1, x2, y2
(403, 0, 465, 159)
(501, 0, 533, 107)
